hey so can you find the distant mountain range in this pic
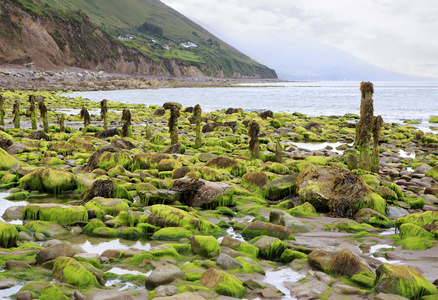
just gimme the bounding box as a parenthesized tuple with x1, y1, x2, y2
(206, 28, 421, 81)
(0, 0, 276, 79)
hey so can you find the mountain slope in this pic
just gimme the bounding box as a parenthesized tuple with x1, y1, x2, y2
(0, 0, 276, 79)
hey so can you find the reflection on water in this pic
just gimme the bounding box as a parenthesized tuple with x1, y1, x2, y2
(0, 283, 25, 299)
(263, 268, 305, 300)
(0, 192, 28, 222)
(78, 239, 151, 255)
(107, 267, 148, 276)
(292, 142, 350, 154)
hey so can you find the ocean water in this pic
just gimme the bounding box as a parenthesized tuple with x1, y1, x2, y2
(69, 81, 438, 131)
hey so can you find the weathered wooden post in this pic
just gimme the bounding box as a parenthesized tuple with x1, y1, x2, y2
(58, 114, 65, 132)
(194, 104, 202, 148)
(0, 95, 4, 126)
(80, 107, 91, 134)
(248, 120, 260, 159)
(169, 106, 180, 145)
(121, 108, 133, 138)
(371, 115, 383, 173)
(100, 99, 108, 130)
(38, 100, 49, 133)
(29, 95, 37, 130)
(275, 137, 282, 163)
(13, 101, 20, 129)
(357, 81, 374, 171)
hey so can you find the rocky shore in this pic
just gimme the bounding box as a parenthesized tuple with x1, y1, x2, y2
(0, 65, 276, 92)
(0, 88, 437, 300)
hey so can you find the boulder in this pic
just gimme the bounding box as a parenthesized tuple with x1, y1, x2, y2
(139, 189, 181, 206)
(395, 211, 438, 238)
(190, 235, 220, 257)
(154, 292, 205, 300)
(53, 256, 104, 288)
(0, 221, 19, 248)
(216, 253, 242, 270)
(200, 268, 246, 298)
(354, 208, 394, 228)
(262, 174, 299, 200)
(172, 178, 232, 208)
(0, 147, 17, 170)
(242, 171, 269, 188)
(375, 263, 437, 299)
(297, 165, 386, 217)
(22, 203, 88, 226)
(145, 264, 185, 289)
(36, 242, 78, 264)
(308, 248, 374, 281)
(19, 166, 77, 195)
(269, 209, 309, 232)
(253, 236, 286, 260)
(242, 221, 295, 240)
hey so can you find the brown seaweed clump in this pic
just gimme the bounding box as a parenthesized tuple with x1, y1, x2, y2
(83, 147, 116, 172)
(0, 138, 13, 150)
(81, 179, 115, 203)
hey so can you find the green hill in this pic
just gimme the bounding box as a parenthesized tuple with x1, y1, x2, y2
(31, 0, 277, 78)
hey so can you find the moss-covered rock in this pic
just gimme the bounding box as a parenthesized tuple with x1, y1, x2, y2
(395, 211, 438, 238)
(19, 166, 77, 194)
(83, 219, 105, 234)
(252, 236, 287, 260)
(374, 263, 437, 299)
(395, 223, 436, 250)
(200, 268, 246, 298)
(147, 204, 222, 235)
(0, 221, 19, 248)
(190, 235, 220, 257)
(22, 204, 88, 225)
(0, 148, 17, 170)
(297, 165, 386, 217)
(152, 227, 193, 240)
(308, 248, 375, 280)
(262, 174, 299, 200)
(53, 256, 103, 289)
(84, 197, 130, 217)
(280, 249, 308, 263)
(287, 202, 319, 217)
(242, 221, 295, 240)
(242, 171, 269, 188)
(354, 208, 394, 228)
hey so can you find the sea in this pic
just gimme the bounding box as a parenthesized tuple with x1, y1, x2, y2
(69, 81, 438, 132)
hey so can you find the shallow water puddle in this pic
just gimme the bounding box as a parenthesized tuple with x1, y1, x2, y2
(398, 149, 415, 159)
(292, 142, 350, 154)
(263, 267, 305, 300)
(105, 267, 149, 290)
(0, 192, 28, 222)
(78, 239, 151, 255)
(107, 267, 148, 276)
(0, 283, 25, 299)
(217, 227, 246, 244)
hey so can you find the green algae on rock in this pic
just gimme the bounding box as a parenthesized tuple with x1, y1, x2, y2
(0, 221, 19, 248)
(22, 204, 88, 226)
(190, 235, 220, 257)
(242, 220, 295, 240)
(200, 268, 246, 298)
(53, 256, 103, 289)
(297, 165, 386, 218)
(374, 263, 438, 299)
(19, 166, 77, 195)
(152, 227, 193, 240)
(147, 204, 222, 235)
(0, 148, 17, 170)
(395, 211, 438, 238)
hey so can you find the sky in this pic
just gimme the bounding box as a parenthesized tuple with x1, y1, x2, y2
(161, 0, 438, 78)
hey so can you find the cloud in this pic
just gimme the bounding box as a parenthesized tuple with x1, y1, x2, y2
(162, 0, 438, 78)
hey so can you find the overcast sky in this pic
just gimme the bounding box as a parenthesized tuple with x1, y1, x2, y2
(161, 0, 438, 78)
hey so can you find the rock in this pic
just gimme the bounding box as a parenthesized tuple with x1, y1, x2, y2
(145, 264, 185, 289)
(2, 205, 25, 220)
(16, 291, 33, 300)
(200, 268, 246, 298)
(36, 242, 78, 264)
(219, 246, 241, 258)
(242, 220, 295, 240)
(290, 271, 332, 299)
(269, 209, 309, 232)
(18, 231, 33, 242)
(216, 253, 243, 270)
(139, 189, 181, 206)
(74, 290, 86, 300)
(34, 232, 47, 241)
(0, 278, 16, 289)
(6, 143, 26, 155)
(297, 165, 386, 217)
(53, 256, 104, 288)
(74, 252, 101, 262)
(308, 248, 374, 280)
(253, 236, 286, 260)
(154, 292, 205, 300)
(262, 174, 299, 200)
(18, 166, 77, 194)
(22, 203, 88, 226)
(395, 211, 438, 237)
(5, 260, 31, 270)
(376, 186, 398, 200)
(374, 293, 409, 300)
(190, 235, 220, 257)
(354, 208, 394, 228)
(155, 285, 179, 297)
(197, 153, 217, 162)
(386, 206, 409, 219)
(375, 263, 437, 298)
(190, 179, 232, 208)
(89, 291, 134, 300)
(242, 172, 269, 188)
(0, 222, 19, 248)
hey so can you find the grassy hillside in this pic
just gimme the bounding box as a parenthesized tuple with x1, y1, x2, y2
(39, 0, 277, 78)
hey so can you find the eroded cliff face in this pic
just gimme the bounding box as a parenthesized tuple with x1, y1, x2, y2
(0, 1, 276, 79)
